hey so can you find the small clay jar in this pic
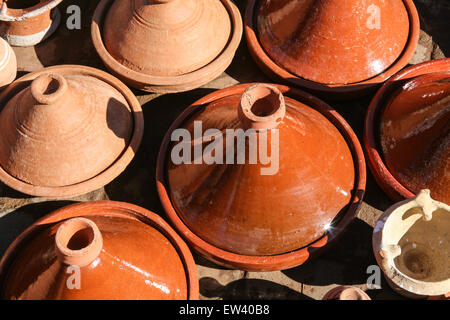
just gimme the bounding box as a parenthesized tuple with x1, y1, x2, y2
(0, 0, 63, 46)
(373, 190, 450, 299)
(245, 0, 420, 99)
(91, 0, 243, 93)
(0, 201, 199, 300)
(365, 59, 450, 202)
(157, 83, 366, 271)
(322, 286, 371, 300)
(0, 65, 144, 198)
(0, 36, 16, 88)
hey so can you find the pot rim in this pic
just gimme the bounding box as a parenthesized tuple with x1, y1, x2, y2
(0, 64, 144, 198)
(90, 0, 243, 93)
(0, 0, 62, 21)
(156, 83, 366, 271)
(244, 0, 420, 98)
(372, 191, 450, 297)
(364, 58, 450, 202)
(0, 200, 199, 300)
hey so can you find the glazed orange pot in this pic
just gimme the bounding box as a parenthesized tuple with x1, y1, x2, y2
(364, 58, 450, 203)
(157, 83, 366, 271)
(245, 0, 420, 99)
(0, 201, 199, 300)
(0, 0, 63, 46)
(0, 65, 144, 198)
(0, 36, 16, 89)
(91, 0, 243, 93)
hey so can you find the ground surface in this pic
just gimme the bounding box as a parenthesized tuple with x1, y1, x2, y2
(0, 0, 448, 300)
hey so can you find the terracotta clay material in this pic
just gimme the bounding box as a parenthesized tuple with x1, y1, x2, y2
(322, 286, 371, 300)
(0, 201, 199, 300)
(0, 0, 63, 46)
(157, 83, 366, 271)
(0, 65, 144, 198)
(91, 0, 243, 93)
(373, 190, 450, 299)
(365, 59, 450, 202)
(0, 36, 16, 89)
(245, 0, 420, 99)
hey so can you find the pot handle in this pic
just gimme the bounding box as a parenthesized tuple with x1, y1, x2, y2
(0, 0, 63, 21)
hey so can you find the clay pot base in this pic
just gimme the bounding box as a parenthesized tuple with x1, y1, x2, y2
(244, 0, 420, 99)
(91, 0, 243, 93)
(157, 83, 366, 271)
(0, 201, 199, 300)
(373, 190, 450, 299)
(0, 65, 144, 198)
(365, 58, 450, 202)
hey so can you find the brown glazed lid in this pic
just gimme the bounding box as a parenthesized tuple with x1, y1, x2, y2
(0, 65, 144, 198)
(0, 201, 198, 300)
(380, 72, 450, 204)
(256, 0, 410, 85)
(164, 84, 355, 256)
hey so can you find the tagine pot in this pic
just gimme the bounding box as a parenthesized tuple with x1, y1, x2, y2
(373, 190, 450, 299)
(91, 0, 243, 93)
(0, 201, 199, 300)
(245, 0, 420, 99)
(0, 36, 16, 89)
(157, 83, 366, 271)
(0, 65, 144, 198)
(0, 0, 63, 46)
(365, 59, 450, 203)
(322, 286, 371, 300)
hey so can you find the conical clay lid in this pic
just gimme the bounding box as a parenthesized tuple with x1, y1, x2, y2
(165, 84, 355, 256)
(380, 72, 450, 204)
(0, 72, 133, 188)
(2, 215, 188, 299)
(103, 0, 232, 77)
(257, 0, 410, 84)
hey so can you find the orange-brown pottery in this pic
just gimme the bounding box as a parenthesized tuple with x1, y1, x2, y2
(157, 83, 366, 271)
(0, 201, 199, 300)
(0, 65, 144, 198)
(91, 0, 243, 93)
(245, 0, 420, 99)
(322, 286, 371, 300)
(0, 36, 16, 88)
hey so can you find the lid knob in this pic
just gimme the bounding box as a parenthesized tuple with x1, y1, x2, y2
(31, 73, 68, 105)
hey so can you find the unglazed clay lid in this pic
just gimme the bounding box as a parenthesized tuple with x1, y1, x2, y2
(163, 84, 356, 256)
(380, 72, 450, 204)
(0, 65, 143, 197)
(0, 202, 197, 300)
(102, 0, 232, 77)
(256, 0, 410, 85)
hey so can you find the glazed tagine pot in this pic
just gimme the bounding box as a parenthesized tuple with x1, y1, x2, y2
(373, 190, 449, 299)
(0, 0, 63, 46)
(365, 58, 450, 203)
(157, 83, 366, 271)
(0, 36, 16, 88)
(322, 286, 371, 300)
(0, 65, 144, 198)
(91, 0, 243, 93)
(245, 0, 420, 99)
(0, 201, 199, 300)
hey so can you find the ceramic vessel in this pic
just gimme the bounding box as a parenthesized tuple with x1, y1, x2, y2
(245, 0, 420, 99)
(373, 190, 450, 299)
(0, 201, 199, 300)
(322, 286, 371, 300)
(157, 83, 366, 271)
(365, 59, 450, 202)
(91, 0, 243, 93)
(0, 36, 16, 88)
(0, 65, 144, 198)
(0, 0, 63, 46)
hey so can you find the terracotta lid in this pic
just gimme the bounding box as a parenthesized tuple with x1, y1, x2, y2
(157, 83, 366, 271)
(0, 37, 16, 88)
(245, 0, 420, 98)
(0, 65, 144, 198)
(365, 59, 450, 202)
(92, 0, 243, 93)
(0, 201, 199, 300)
(322, 286, 371, 300)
